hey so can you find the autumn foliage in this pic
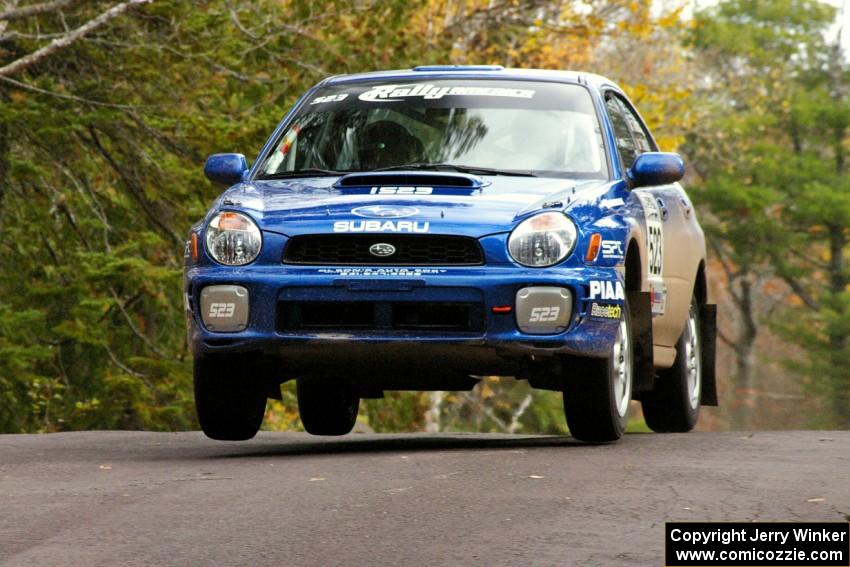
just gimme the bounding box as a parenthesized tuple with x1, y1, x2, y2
(0, 0, 846, 433)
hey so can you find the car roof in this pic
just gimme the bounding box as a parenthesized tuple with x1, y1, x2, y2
(320, 66, 621, 93)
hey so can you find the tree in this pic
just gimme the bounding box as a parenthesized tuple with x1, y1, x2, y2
(0, 1, 151, 79)
(684, 0, 848, 428)
(0, 0, 778, 434)
(0, 0, 483, 432)
(769, 37, 850, 427)
(0, 0, 391, 431)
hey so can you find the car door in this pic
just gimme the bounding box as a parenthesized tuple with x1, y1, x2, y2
(603, 91, 700, 358)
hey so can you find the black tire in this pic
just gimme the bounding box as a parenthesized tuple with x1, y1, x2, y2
(194, 354, 267, 441)
(296, 377, 359, 436)
(563, 297, 633, 442)
(641, 295, 702, 432)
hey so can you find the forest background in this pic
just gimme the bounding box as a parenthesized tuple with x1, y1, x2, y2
(0, 0, 848, 434)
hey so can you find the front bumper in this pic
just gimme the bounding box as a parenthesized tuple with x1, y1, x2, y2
(185, 263, 623, 367)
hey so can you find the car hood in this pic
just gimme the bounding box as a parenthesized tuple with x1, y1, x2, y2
(214, 174, 614, 238)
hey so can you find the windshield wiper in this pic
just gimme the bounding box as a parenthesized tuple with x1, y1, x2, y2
(258, 163, 538, 179)
(257, 168, 347, 180)
(371, 163, 537, 177)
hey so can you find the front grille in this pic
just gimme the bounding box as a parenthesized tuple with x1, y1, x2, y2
(277, 301, 485, 333)
(283, 235, 483, 265)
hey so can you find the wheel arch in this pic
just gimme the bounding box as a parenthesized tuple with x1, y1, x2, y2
(694, 259, 718, 406)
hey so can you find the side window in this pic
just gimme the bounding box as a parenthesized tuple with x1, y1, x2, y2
(619, 99, 654, 154)
(605, 95, 638, 170)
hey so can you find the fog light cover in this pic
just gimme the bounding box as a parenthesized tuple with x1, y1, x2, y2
(200, 285, 249, 332)
(515, 286, 572, 334)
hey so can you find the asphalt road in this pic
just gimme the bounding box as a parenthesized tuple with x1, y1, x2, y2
(0, 431, 848, 566)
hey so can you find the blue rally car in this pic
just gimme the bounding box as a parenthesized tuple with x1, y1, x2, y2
(185, 66, 717, 442)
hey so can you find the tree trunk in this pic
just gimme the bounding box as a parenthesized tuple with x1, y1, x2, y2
(1, 0, 20, 218)
(825, 44, 848, 426)
(731, 278, 758, 429)
(0, 108, 8, 221)
(424, 391, 442, 433)
(827, 225, 848, 427)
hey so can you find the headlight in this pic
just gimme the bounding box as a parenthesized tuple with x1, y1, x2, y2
(508, 212, 577, 267)
(205, 211, 262, 265)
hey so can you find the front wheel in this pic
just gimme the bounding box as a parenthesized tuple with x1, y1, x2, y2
(563, 299, 633, 442)
(194, 355, 267, 441)
(296, 377, 360, 436)
(641, 295, 702, 432)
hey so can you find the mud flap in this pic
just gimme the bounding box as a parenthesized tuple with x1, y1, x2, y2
(699, 303, 718, 406)
(628, 291, 655, 393)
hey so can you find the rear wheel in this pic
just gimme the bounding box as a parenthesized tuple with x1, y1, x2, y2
(641, 295, 702, 432)
(563, 298, 633, 442)
(297, 377, 359, 436)
(194, 355, 267, 441)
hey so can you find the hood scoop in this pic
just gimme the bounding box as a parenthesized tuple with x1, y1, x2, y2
(335, 171, 484, 189)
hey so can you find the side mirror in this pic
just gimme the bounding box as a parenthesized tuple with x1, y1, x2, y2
(204, 153, 248, 186)
(628, 152, 684, 188)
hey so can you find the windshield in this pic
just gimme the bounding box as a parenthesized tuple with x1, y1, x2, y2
(257, 79, 608, 179)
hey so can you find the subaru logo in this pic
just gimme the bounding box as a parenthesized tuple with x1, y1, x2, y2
(352, 205, 419, 219)
(369, 243, 397, 257)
